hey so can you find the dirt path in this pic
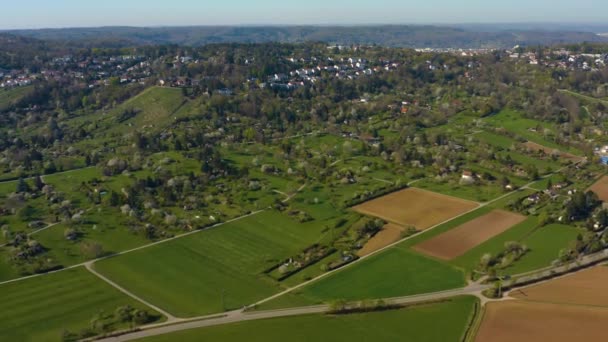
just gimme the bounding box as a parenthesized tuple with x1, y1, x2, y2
(85, 262, 180, 322)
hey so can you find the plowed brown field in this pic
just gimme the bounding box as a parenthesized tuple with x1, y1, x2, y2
(357, 223, 405, 257)
(475, 301, 608, 342)
(588, 176, 608, 202)
(412, 210, 526, 260)
(511, 266, 608, 307)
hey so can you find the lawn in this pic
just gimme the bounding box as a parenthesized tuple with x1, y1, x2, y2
(294, 247, 465, 304)
(0, 267, 163, 342)
(94, 210, 334, 317)
(137, 296, 478, 342)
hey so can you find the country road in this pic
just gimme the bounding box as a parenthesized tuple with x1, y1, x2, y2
(94, 283, 490, 342)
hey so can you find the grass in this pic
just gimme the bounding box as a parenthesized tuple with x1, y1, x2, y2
(137, 296, 478, 342)
(484, 109, 581, 154)
(293, 247, 465, 304)
(505, 224, 582, 275)
(33, 210, 150, 267)
(0, 267, 163, 342)
(0, 86, 33, 112)
(94, 210, 335, 317)
(415, 179, 503, 202)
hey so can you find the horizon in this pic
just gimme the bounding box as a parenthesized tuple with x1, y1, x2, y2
(2, 0, 608, 30)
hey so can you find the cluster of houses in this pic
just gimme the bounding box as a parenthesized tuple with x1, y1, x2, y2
(508, 48, 608, 71)
(263, 56, 400, 91)
(1, 54, 152, 90)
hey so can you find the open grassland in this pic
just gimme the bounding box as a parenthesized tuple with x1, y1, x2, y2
(106, 87, 187, 130)
(511, 266, 608, 307)
(413, 210, 526, 260)
(353, 188, 478, 230)
(588, 175, 608, 201)
(95, 210, 336, 317)
(475, 301, 608, 342)
(357, 223, 405, 257)
(0, 267, 163, 342)
(139, 296, 478, 342)
(293, 247, 465, 304)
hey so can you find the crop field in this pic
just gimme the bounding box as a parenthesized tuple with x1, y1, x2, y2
(588, 175, 608, 201)
(94, 210, 336, 317)
(357, 223, 405, 257)
(353, 188, 478, 230)
(140, 297, 477, 342)
(522, 141, 584, 163)
(511, 266, 608, 307)
(293, 246, 465, 303)
(0, 267, 163, 342)
(412, 210, 526, 260)
(475, 301, 608, 342)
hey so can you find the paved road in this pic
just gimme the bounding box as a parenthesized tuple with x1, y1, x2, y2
(95, 283, 490, 342)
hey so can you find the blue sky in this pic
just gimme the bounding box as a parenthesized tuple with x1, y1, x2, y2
(2, 0, 606, 29)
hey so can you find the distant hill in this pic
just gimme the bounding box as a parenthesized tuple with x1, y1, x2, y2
(5, 25, 608, 49)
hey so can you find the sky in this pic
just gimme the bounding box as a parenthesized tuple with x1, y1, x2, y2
(1, 0, 607, 30)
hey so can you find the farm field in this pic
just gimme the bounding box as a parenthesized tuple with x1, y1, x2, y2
(357, 223, 405, 257)
(0, 267, 163, 342)
(511, 266, 608, 307)
(94, 210, 336, 317)
(139, 296, 478, 342)
(293, 246, 465, 304)
(412, 210, 526, 260)
(353, 187, 478, 230)
(475, 301, 608, 342)
(588, 175, 608, 201)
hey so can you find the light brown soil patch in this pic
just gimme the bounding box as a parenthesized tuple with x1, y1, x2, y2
(476, 301, 608, 342)
(511, 266, 608, 307)
(588, 176, 608, 202)
(522, 141, 583, 163)
(412, 210, 526, 260)
(357, 223, 405, 257)
(353, 188, 478, 230)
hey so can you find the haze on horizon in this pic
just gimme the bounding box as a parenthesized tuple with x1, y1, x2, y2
(2, 0, 607, 30)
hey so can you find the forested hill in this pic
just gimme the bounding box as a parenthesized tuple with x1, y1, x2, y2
(5, 25, 608, 48)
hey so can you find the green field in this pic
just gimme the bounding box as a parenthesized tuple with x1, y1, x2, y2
(0, 86, 33, 112)
(484, 109, 581, 154)
(505, 224, 582, 275)
(0, 267, 163, 342)
(293, 247, 465, 304)
(138, 296, 478, 342)
(95, 210, 336, 317)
